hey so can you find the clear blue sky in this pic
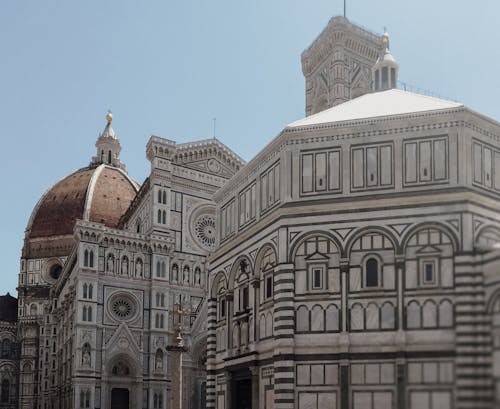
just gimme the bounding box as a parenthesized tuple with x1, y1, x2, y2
(1, 0, 499, 296)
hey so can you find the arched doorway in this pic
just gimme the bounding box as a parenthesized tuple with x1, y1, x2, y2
(104, 356, 142, 409)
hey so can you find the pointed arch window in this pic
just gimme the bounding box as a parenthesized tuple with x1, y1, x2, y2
(1, 379, 10, 403)
(84, 250, 89, 267)
(83, 283, 88, 299)
(157, 210, 162, 224)
(88, 284, 93, 299)
(107, 150, 112, 164)
(1, 339, 11, 359)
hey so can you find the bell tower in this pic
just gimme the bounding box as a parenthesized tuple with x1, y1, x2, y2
(301, 16, 385, 116)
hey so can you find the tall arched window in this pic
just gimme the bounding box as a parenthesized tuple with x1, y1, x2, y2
(162, 191, 167, 204)
(365, 257, 379, 287)
(84, 250, 89, 267)
(83, 283, 88, 299)
(161, 262, 166, 278)
(107, 150, 112, 164)
(157, 210, 162, 224)
(157, 190, 162, 203)
(156, 261, 161, 278)
(1, 339, 11, 358)
(88, 306, 92, 322)
(89, 251, 94, 268)
(162, 210, 166, 224)
(156, 293, 160, 307)
(88, 284, 93, 299)
(161, 293, 165, 307)
(82, 306, 87, 321)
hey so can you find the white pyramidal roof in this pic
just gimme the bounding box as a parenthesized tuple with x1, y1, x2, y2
(288, 89, 463, 128)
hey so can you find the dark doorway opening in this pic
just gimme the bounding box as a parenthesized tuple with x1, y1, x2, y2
(232, 378, 252, 409)
(111, 388, 129, 409)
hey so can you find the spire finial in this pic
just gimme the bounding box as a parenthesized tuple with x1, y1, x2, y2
(106, 110, 113, 124)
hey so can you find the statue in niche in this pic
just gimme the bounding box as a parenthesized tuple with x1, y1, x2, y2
(183, 266, 190, 284)
(194, 267, 201, 286)
(82, 344, 91, 367)
(136, 260, 143, 276)
(155, 352, 163, 371)
(122, 258, 128, 275)
(107, 255, 114, 272)
(172, 264, 179, 281)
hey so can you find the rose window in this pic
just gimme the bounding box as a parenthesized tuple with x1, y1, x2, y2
(194, 215, 216, 250)
(109, 294, 137, 321)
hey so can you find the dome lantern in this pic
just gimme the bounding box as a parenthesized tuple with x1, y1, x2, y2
(372, 31, 399, 92)
(91, 111, 125, 169)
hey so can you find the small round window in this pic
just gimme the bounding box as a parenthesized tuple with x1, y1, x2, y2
(50, 264, 62, 280)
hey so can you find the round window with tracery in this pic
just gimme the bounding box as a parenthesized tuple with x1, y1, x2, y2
(109, 294, 137, 321)
(194, 215, 216, 250)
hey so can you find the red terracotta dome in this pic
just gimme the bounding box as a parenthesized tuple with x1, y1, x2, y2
(26, 164, 139, 240)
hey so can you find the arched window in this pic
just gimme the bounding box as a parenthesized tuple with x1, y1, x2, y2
(160, 314, 164, 328)
(157, 210, 162, 224)
(85, 390, 91, 407)
(84, 250, 89, 267)
(162, 210, 166, 224)
(365, 258, 379, 287)
(83, 283, 88, 299)
(156, 261, 161, 278)
(162, 191, 167, 204)
(156, 293, 160, 307)
(161, 293, 165, 307)
(107, 150, 112, 164)
(89, 251, 94, 268)
(82, 306, 87, 321)
(88, 306, 92, 322)
(80, 391, 85, 408)
(161, 262, 166, 278)
(155, 314, 159, 328)
(157, 190, 162, 203)
(1, 339, 11, 358)
(88, 284, 93, 299)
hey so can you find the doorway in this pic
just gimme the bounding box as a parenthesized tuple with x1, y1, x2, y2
(232, 378, 252, 409)
(111, 388, 129, 409)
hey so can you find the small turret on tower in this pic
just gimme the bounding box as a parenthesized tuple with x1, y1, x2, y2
(372, 31, 399, 92)
(91, 112, 125, 169)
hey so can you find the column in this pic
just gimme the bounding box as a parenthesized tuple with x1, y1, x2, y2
(273, 263, 295, 409)
(250, 366, 259, 409)
(454, 252, 492, 409)
(206, 297, 218, 409)
(225, 371, 232, 409)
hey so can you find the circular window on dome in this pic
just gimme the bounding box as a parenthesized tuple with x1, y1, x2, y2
(108, 293, 138, 321)
(194, 215, 216, 250)
(50, 264, 62, 280)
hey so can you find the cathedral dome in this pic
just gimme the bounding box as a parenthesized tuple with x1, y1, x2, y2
(26, 164, 138, 240)
(23, 115, 139, 258)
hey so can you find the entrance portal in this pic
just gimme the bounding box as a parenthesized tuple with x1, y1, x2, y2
(232, 378, 252, 409)
(111, 388, 129, 409)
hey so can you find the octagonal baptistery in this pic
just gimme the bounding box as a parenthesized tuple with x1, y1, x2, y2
(207, 91, 500, 406)
(21, 116, 139, 286)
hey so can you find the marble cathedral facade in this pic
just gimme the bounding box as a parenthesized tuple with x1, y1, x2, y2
(16, 113, 244, 409)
